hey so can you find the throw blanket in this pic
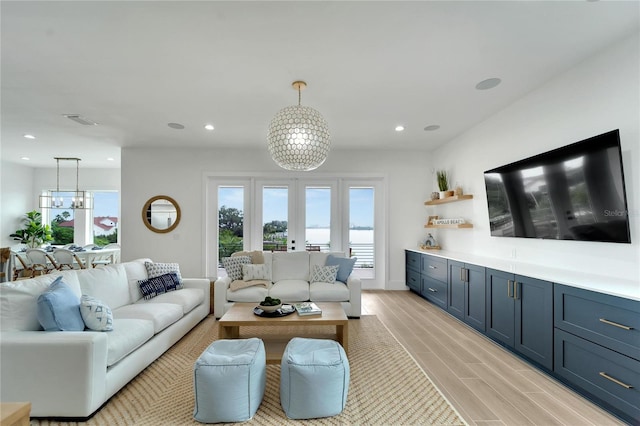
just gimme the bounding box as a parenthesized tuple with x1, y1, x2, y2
(230, 279, 270, 292)
(229, 250, 268, 291)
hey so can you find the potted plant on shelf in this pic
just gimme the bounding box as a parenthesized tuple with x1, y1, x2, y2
(437, 170, 454, 198)
(10, 210, 54, 248)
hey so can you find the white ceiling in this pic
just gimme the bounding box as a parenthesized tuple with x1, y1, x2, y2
(1, 1, 639, 169)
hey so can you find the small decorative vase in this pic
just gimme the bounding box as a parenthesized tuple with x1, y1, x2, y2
(438, 191, 447, 199)
(455, 185, 463, 196)
(431, 192, 439, 201)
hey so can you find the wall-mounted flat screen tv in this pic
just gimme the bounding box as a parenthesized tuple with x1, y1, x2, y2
(484, 129, 630, 243)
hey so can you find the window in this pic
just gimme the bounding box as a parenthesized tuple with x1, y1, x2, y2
(92, 192, 119, 245)
(218, 186, 245, 262)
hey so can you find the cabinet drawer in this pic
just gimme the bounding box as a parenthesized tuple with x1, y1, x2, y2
(554, 284, 640, 361)
(406, 269, 421, 293)
(406, 250, 421, 273)
(555, 329, 640, 422)
(421, 276, 447, 310)
(422, 255, 447, 283)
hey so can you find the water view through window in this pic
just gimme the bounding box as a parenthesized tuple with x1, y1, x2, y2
(217, 184, 374, 270)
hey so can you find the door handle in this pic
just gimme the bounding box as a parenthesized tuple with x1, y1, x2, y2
(465, 268, 470, 283)
(507, 280, 513, 298)
(428, 265, 437, 269)
(460, 268, 464, 282)
(514, 281, 519, 300)
(428, 287, 437, 293)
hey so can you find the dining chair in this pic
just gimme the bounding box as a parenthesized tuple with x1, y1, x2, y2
(25, 248, 57, 275)
(12, 253, 33, 279)
(1, 247, 11, 282)
(53, 248, 86, 270)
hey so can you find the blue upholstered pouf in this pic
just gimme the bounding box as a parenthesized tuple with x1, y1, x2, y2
(280, 337, 350, 419)
(193, 338, 266, 423)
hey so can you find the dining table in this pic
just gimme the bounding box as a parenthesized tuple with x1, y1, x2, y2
(9, 247, 121, 280)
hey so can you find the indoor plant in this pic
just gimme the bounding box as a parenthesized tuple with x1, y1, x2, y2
(436, 170, 452, 198)
(10, 210, 54, 248)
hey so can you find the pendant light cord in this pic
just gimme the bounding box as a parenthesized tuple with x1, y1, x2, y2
(56, 158, 60, 192)
(76, 159, 80, 192)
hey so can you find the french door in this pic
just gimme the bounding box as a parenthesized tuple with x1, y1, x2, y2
(207, 175, 384, 288)
(254, 179, 339, 253)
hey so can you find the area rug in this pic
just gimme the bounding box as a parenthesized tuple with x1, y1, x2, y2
(33, 315, 466, 425)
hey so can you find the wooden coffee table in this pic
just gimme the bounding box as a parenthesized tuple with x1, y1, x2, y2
(218, 302, 349, 364)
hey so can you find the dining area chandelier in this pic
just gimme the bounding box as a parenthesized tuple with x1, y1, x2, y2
(267, 80, 331, 171)
(39, 157, 92, 209)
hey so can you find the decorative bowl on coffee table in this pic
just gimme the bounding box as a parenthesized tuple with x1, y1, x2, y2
(259, 303, 282, 313)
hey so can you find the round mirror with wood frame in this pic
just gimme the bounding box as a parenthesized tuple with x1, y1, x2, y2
(142, 195, 181, 233)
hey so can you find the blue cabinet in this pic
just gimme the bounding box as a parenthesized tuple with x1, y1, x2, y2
(486, 269, 553, 370)
(404, 249, 638, 421)
(554, 284, 640, 423)
(448, 261, 486, 332)
(405, 251, 421, 293)
(420, 255, 448, 309)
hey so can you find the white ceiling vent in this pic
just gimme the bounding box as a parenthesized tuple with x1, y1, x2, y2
(63, 114, 98, 125)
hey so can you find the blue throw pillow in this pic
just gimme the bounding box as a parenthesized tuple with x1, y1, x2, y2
(138, 272, 181, 300)
(37, 276, 85, 331)
(326, 255, 357, 283)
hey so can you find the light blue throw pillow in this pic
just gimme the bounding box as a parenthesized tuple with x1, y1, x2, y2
(36, 276, 85, 331)
(326, 255, 357, 283)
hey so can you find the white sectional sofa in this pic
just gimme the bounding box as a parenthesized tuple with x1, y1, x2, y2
(214, 251, 361, 319)
(0, 258, 210, 418)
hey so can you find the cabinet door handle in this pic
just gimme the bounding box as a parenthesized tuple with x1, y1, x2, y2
(465, 268, 470, 283)
(514, 281, 519, 300)
(428, 287, 437, 293)
(507, 280, 513, 298)
(428, 265, 437, 269)
(460, 268, 464, 282)
(599, 372, 634, 389)
(599, 318, 634, 330)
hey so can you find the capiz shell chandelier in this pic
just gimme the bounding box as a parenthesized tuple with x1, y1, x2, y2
(267, 81, 331, 171)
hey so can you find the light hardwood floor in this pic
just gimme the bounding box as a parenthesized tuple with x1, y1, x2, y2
(361, 290, 626, 426)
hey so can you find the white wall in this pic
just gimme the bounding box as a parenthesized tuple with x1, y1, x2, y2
(121, 147, 431, 288)
(0, 161, 36, 247)
(32, 167, 120, 193)
(431, 34, 640, 281)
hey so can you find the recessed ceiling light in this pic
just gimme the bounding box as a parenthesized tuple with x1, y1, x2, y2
(204, 124, 215, 131)
(424, 125, 440, 131)
(21, 156, 30, 161)
(106, 157, 115, 161)
(476, 78, 502, 90)
(168, 122, 185, 129)
(23, 134, 36, 139)
(395, 125, 405, 132)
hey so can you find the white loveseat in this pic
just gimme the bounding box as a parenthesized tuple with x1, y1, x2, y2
(0, 258, 209, 418)
(214, 251, 361, 318)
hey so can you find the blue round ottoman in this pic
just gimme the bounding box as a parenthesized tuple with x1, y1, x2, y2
(280, 337, 350, 419)
(193, 338, 266, 423)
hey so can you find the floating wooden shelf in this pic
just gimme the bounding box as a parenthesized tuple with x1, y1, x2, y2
(424, 194, 473, 206)
(425, 223, 473, 229)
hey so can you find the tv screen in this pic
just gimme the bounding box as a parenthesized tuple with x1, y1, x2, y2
(484, 130, 631, 243)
